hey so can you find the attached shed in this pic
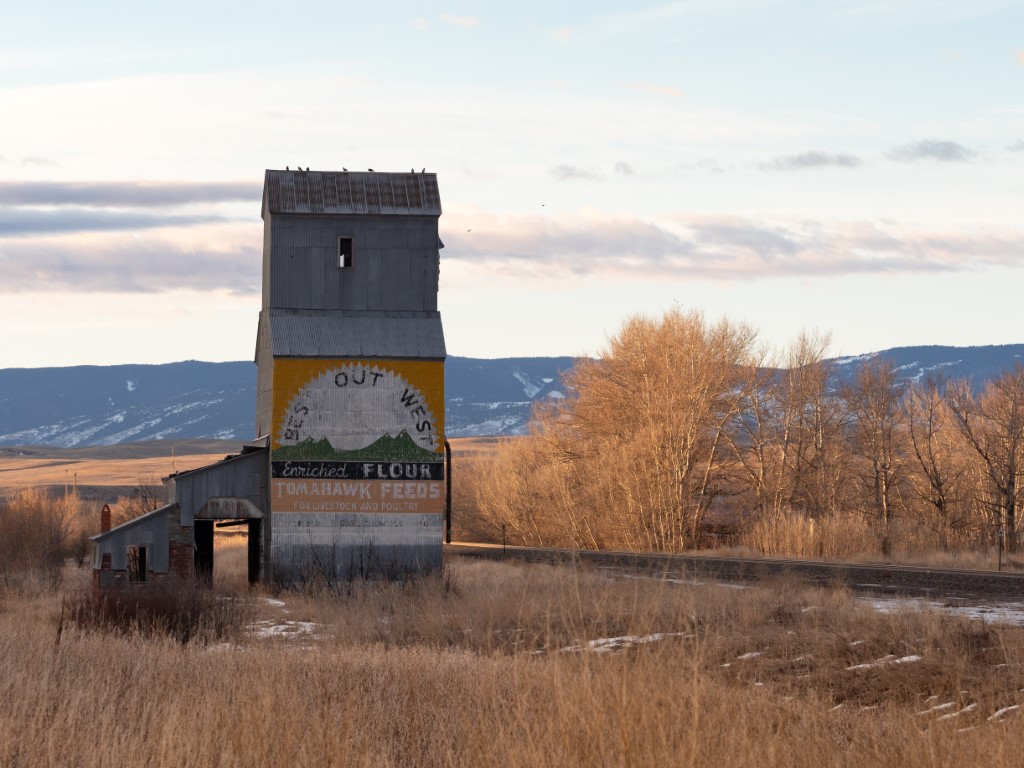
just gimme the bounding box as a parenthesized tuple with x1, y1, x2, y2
(164, 440, 270, 584)
(91, 503, 193, 594)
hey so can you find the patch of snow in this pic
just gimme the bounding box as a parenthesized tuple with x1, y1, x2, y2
(92, 418, 163, 446)
(542, 378, 554, 384)
(126, 379, 137, 392)
(937, 703, 976, 721)
(864, 595, 1024, 627)
(473, 400, 532, 411)
(737, 651, 763, 660)
(989, 705, 1020, 722)
(263, 598, 286, 608)
(832, 353, 877, 366)
(847, 654, 920, 671)
(456, 417, 528, 437)
(909, 360, 962, 383)
(250, 619, 317, 639)
(55, 412, 130, 447)
(918, 702, 955, 716)
(511, 368, 541, 399)
(561, 632, 691, 654)
(161, 398, 225, 416)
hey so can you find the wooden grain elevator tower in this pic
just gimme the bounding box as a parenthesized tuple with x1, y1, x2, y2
(255, 169, 447, 581)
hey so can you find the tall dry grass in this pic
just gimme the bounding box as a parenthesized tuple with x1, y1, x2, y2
(4, 557, 1024, 766)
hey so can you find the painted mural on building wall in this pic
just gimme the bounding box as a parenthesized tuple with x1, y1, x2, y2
(271, 359, 445, 515)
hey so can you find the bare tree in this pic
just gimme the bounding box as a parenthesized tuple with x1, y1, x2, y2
(843, 360, 907, 553)
(542, 308, 758, 551)
(904, 378, 970, 548)
(947, 366, 1024, 553)
(764, 332, 852, 518)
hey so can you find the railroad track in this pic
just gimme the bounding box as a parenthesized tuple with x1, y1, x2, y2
(445, 542, 1024, 600)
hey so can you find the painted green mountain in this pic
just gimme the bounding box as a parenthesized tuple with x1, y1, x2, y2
(274, 431, 440, 462)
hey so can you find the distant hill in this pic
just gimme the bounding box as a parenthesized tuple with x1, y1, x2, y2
(829, 345, 1024, 387)
(0, 356, 579, 447)
(0, 346, 1020, 447)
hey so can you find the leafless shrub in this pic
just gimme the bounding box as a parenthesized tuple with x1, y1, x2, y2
(741, 508, 880, 560)
(110, 476, 164, 527)
(66, 578, 250, 643)
(0, 488, 88, 589)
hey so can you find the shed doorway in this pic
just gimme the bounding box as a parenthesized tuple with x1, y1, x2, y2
(193, 499, 264, 591)
(194, 519, 262, 591)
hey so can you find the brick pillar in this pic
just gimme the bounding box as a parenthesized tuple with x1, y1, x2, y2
(98, 501, 113, 573)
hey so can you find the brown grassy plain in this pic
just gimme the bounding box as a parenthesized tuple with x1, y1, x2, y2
(0, 439, 242, 502)
(3, 555, 1024, 767)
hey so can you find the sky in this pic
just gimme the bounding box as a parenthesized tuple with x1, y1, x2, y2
(1, 0, 1022, 368)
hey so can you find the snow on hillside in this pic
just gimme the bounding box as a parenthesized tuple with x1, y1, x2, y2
(1, 347, 1022, 446)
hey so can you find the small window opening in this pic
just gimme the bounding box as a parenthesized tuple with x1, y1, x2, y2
(338, 237, 353, 269)
(127, 545, 147, 582)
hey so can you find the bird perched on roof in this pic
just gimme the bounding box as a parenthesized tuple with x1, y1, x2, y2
(343, 167, 348, 171)
(369, 168, 375, 172)
(421, 168, 426, 173)
(286, 166, 290, 170)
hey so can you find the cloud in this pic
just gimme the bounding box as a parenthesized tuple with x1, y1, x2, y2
(7, 206, 1023, 296)
(0, 224, 260, 294)
(672, 158, 725, 174)
(22, 156, 56, 167)
(438, 209, 1024, 281)
(553, 27, 573, 41)
(0, 208, 230, 237)
(549, 165, 604, 181)
(760, 151, 862, 171)
(888, 140, 975, 163)
(614, 162, 636, 176)
(413, 17, 430, 30)
(627, 81, 684, 98)
(1018, 51, 1024, 65)
(0, 180, 261, 207)
(439, 13, 480, 27)
(1008, 139, 1024, 152)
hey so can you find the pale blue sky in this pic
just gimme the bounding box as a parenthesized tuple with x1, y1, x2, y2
(1, 1, 1022, 367)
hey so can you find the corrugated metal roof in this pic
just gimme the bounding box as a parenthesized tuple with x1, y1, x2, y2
(267, 310, 446, 358)
(263, 170, 441, 217)
(90, 503, 173, 543)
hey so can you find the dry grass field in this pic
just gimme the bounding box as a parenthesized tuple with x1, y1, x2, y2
(4, 556, 1024, 767)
